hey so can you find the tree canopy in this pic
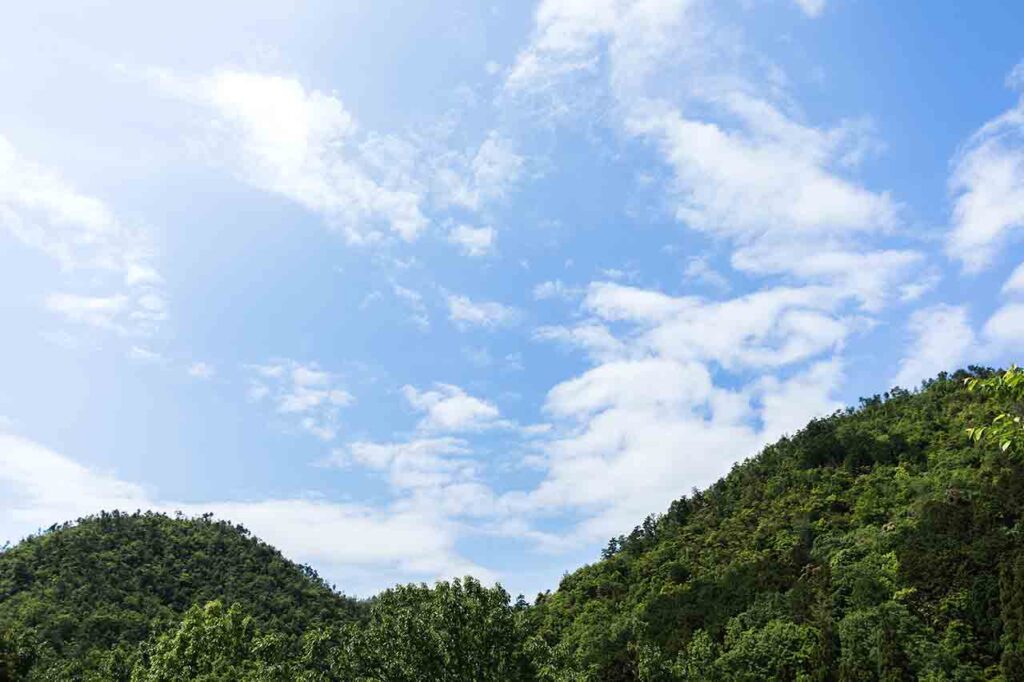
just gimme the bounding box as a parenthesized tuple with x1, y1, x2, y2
(0, 511, 364, 680)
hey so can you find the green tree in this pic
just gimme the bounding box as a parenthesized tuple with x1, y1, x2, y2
(336, 577, 536, 681)
(130, 601, 294, 682)
(716, 619, 818, 681)
(0, 626, 37, 682)
(966, 365, 1024, 453)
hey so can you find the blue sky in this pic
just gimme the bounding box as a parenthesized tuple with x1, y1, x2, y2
(1, 0, 1023, 598)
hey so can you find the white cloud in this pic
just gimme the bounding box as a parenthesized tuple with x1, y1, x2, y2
(533, 279, 582, 301)
(339, 437, 468, 477)
(0, 137, 150, 274)
(0, 432, 488, 595)
(581, 281, 850, 369)
(0, 136, 165, 335)
(793, 0, 826, 18)
(150, 70, 527, 245)
(326, 438, 498, 518)
(199, 498, 490, 588)
(628, 100, 897, 243)
(505, 1, 917, 306)
(1005, 262, 1024, 294)
(247, 359, 353, 441)
(948, 77, 1024, 272)
(502, 5, 907, 552)
(515, 354, 843, 543)
(519, 274, 852, 545)
(534, 322, 628, 363)
(434, 133, 524, 212)
(504, 0, 641, 99)
(402, 383, 505, 433)
(893, 305, 975, 389)
(624, 100, 911, 306)
(682, 256, 730, 292)
(448, 224, 496, 257)
(583, 280, 685, 322)
(545, 358, 712, 417)
(153, 69, 428, 243)
(501, 26, 895, 535)
(758, 359, 843, 440)
(983, 302, 1024, 350)
(447, 294, 518, 329)
(0, 432, 149, 532)
(731, 243, 924, 311)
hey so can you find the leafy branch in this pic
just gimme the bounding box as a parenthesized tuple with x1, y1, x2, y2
(965, 365, 1024, 453)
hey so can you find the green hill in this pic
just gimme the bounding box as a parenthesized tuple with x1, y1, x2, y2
(526, 369, 1024, 680)
(0, 512, 365, 679)
(2, 368, 1023, 680)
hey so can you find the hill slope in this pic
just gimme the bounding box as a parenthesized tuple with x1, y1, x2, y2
(526, 369, 1024, 680)
(0, 512, 364, 679)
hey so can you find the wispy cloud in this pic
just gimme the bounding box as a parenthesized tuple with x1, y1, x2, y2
(402, 383, 508, 433)
(448, 224, 496, 257)
(983, 302, 1024, 352)
(504, 0, 919, 308)
(150, 69, 428, 243)
(533, 279, 582, 301)
(447, 294, 519, 329)
(948, 64, 1024, 272)
(893, 305, 975, 389)
(433, 133, 524, 212)
(1004, 262, 1024, 294)
(247, 359, 354, 441)
(147, 68, 526, 248)
(0, 136, 166, 335)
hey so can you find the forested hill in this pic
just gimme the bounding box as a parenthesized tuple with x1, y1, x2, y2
(2, 368, 1024, 680)
(0, 512, 365, 679)
(527, 368, 1024, 679)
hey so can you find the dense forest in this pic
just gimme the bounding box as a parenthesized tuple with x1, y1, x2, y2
(2, 367, 1023, 680)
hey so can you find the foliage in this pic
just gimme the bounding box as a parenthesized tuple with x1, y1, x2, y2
(332, 578, 537, 681)
(129, 579, 537, 682)
(966, 365, 1024, 454)
(0, 512, 363, 680)
(526, 368, 1022, 680)
(130, 601, 295, 681)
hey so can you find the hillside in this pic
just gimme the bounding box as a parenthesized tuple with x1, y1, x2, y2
(0, 512, 365, 679)
(1, 368, 1023, 680)
(527, 368, 1024, 680)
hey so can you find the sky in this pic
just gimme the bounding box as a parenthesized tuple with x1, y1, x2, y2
(1, 0, 1023, 598)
